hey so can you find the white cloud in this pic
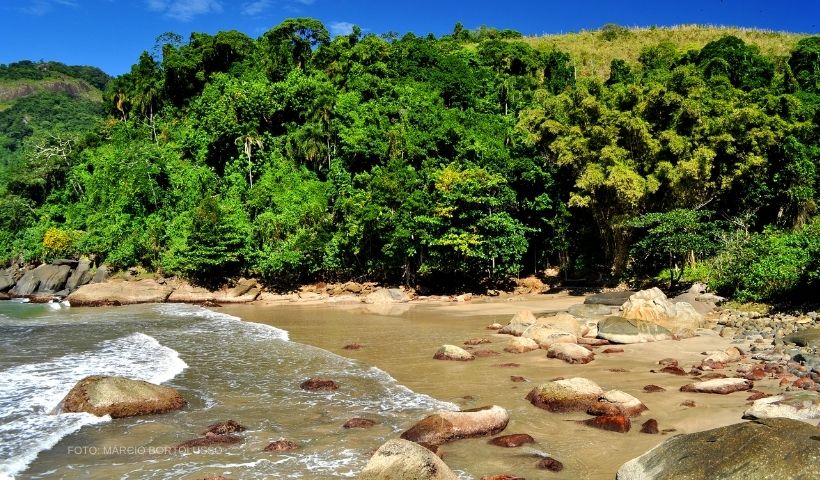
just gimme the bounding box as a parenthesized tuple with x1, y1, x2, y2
(145, 0, 222, 22)
(20, 0, 78, 16)
(241, 0, 272, 16)
(329, 21, 355, 36)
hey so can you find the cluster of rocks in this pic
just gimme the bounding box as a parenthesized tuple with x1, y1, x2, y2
(0, 259, 105, 302)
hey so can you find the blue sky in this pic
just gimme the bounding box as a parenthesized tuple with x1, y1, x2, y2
(0, 0, 817, 75)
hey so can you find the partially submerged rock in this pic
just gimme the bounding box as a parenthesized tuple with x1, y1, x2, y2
(359, 439, 458, 480)
(488, 434, 535, 448)
(526, 377, 603, 412)
(679, 378, 753, 394)
(400, 405, 510, 446)
(433, 344, 475, 361)
(597, 317, 672, 344)
(61, 375, 185, 418)
(742, 391, 820, 424)
(66, 280, 174, 306)
(343, 418, 377, 429)
(546, 343, 595, 364)
(202, 420, 246, 435)
(504, 337, 540, 353)
(616, 418, 820, 480)
(300, 378, 339, 391)
(264, 440, 298, 452)
(587, 390, 647, 417)
(175, 433, 241, 449)
(582, 414, 631, 433)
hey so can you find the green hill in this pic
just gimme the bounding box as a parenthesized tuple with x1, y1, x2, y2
(523, 24, 807, 80)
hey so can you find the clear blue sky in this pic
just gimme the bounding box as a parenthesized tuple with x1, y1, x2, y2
(1, 0, 817, 76)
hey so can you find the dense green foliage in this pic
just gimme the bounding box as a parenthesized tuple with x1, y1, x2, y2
(0, 60, 111, 90)
(0, 22, 818, 297)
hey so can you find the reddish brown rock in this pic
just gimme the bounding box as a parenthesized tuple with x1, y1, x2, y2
(400, 405, 510, 446)
(746, 391, 770, 401)
(264, 440, 298, 452)
(496, 363, 520, 368)
(537, 457, 564, 472)
(510, 376, 528, 383)
(343, 343, 363, 350)
(488, 434, 535, 448)
(582, 415, 631, 433)
(679, 378, 753, 394)
(640, 419, 659, 434)
(743, 366, 767, 381)
(201, 420, 246, 435)
(680, 400, 697, 407)
(176, 433, 242, 450)
(793, 377, 816, 390)
(578, 338, 610, 346)
(464, 338, 491, 346)
(300, 378, 338, 391)
(480, 475, 524, 480)
(343, 418, 377, 429)
(602, 347, 625, 353)
(659, 365, 687, 376)
(658, 358, 678, 366)
(643, 384, 666, 393)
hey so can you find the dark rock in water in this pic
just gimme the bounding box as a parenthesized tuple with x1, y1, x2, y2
(201, 300, 222, 308)
(582, 415, 631, 433)
(537, 457, 564, 472)
(264, 440, 298, 452)
(464, 337, 491, 345)
(480, 475, 524, 480)
(584, 291, 634, 306)
(300, 378, 338, 391)
(496, 363, 520, 368)
(785, 328, 820, 348)
(602, 347, 624, 353)
(680, 400, 696, 407)
(659, 365, 687, 376)
(61, 375, 185, 418)
(510, 376, 528, 383)
(489, 433, 535, 448)
(639, 419, 659, 434)
(400, 405, 510, 446)
(473, 349, 501, 357)
(175, 433, 242, 449)
(643, 384, 666, 393)
(343, 418, 377, 429)
(202, 420, 246, 435)
(342, 343, 363, 350)
(616, 418, 820, 480)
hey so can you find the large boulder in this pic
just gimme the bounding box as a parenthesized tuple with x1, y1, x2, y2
(546, 343, 595, 364)
(742, 391, 820, 424)
(167, 283, 216, 303)
(596, 317, 672, 344)
(616, 418, 820, 480)
(400, 405, 509, 446)
(61, 375, 185, 418)
(0, 272, 14, 292)
(10, 268, 41, 296)
(536, 313, 583, 337)
(679, 378, 753, 394)
(358, 439, 458, 480)
(433, 345, 474, 361)
(522, 325, 577, 348)
(364, 288, 411, 304)
(64, 260, 93, 291)
(584, 291, 634, 306)
(525, 377, 603, 412)
(587, 390, 647, 417)
(498, 310, 538, 336)
(36, 264, 72, 293)
(66, 280, 175, 306)
(568, 303, 614, 319)
(785, 327, 820, 348)
(620, 288, 704, 337)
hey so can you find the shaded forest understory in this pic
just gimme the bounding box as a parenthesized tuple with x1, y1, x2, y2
(0, 23, 818, 301)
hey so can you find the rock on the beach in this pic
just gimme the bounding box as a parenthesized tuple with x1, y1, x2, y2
(785, 327, 820, 348)
(488, 434, 535, 448)
(522, 325, 577, 348)
(300, 378, 339, 391)
(620, 288, 703, 337)
(464, 337, 491, 346)
(679, 378, 753, 394)
(615, 418, 820, 480)
(64, 260, 93, 291)
(61, 375, 185, 418)
(537, 457, 565, 472)
(742, 391, 820, 424)
(66, 280, 174, 306)
(364, 288, 411, 304)
(582, 414, 631, 433)
(526, 377, 603, 412)
(359, 439, 458, 480)
(536, 312, 583, 337)
(504, 337, 540, 353)
(433, 344, 475, 361)
(499, 310, 538, 336)
(167, 283, 216, 303)
(400, 405, 510, 446)
(546, 343, 595, 364)
(587, 390, 647, 417)
(569, 302, 616, 317)
(486, 323, 503, 330)
(584, 291, 634, 306)
(596, 317, 672, 344)
(639, 419, 659, 434)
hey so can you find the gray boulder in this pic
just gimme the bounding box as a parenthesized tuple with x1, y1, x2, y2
(36, 264, 72, 293)
(616, 418, 820, 480)
(90, 266, 109, 284)
(10, 269, 40, 296)
(358, 439, 458, 480)
(597, 317, 672, 344)
(0, 272, 14, 292)
(785, 327, 820, 348)
(65, 260, 93, 291)
(584, 291, 634, 306)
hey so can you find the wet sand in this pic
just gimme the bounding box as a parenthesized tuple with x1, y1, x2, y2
(225, 293, 776, 479)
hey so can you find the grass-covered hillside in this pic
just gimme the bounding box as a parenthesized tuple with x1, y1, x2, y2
(525, 24, 807, 80)
(0, 22, 818, 301)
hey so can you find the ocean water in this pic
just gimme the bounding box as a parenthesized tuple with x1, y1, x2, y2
(0, 301, 457, 479)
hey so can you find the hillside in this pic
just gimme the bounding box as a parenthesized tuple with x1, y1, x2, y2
(524, 24, 808, 79)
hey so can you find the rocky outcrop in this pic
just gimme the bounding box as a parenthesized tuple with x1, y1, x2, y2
(596, 317, 672, 344)
(433, 345, 475, 361)
(358, 439, 458, 480)
(61, 375, 185, 418)
(400, 405, 510, 446)
(742, 391, 820, 424)
(679, 378, 753, 394)
(584, 291, 634, 306)
(525, 377, 603, 412)
(66, 280, 174, 306)
(167, 283, 216, 303)
(620, 288, 704, 337)
(64, 260, 93, 291)
(0, 271, 15, 292)
(616, 418, 820, 480)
